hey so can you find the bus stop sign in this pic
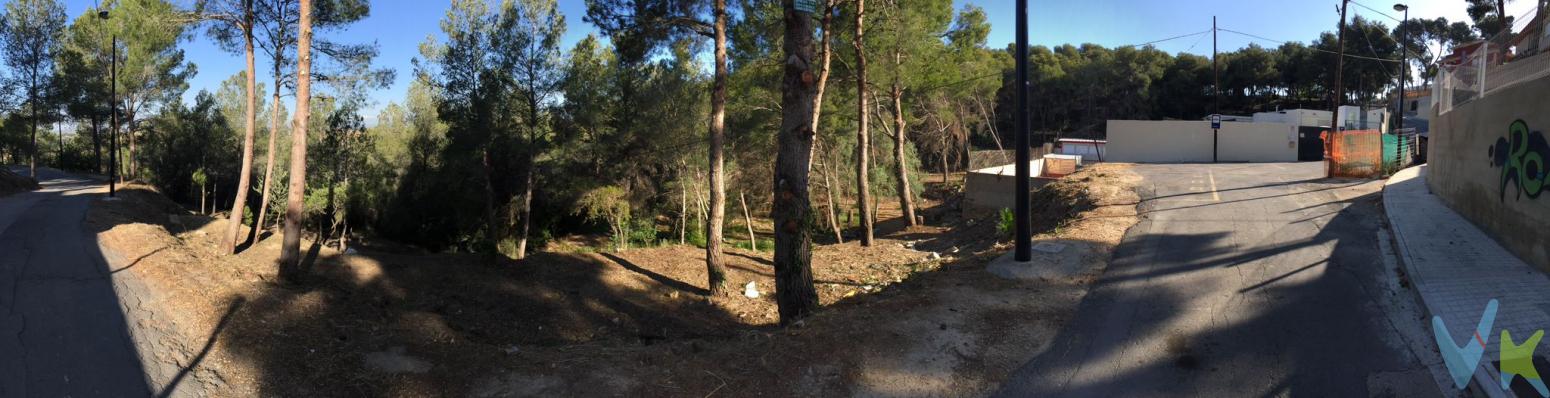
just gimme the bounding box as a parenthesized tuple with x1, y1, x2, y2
(1210, 114, 1222, 130)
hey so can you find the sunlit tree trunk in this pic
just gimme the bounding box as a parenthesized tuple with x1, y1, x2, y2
(808, 0, 833, 136)
(740, 191, 756, 251)
(254, 73, 281, 239)
(225, 3, 258, 254)
(822, 155, 843, 243)
(890, 75, 917, 227)
(773, 0, 820, 325)
(704, 0, 730, 295)
(278, 0, 314, 282)
(853, 0, 874, 246)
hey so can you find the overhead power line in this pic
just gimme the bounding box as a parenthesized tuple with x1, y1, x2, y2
(1221, 27, 1407, 62)
(1116, 30, 1213, 49)
(1347, 0, 1401, 22)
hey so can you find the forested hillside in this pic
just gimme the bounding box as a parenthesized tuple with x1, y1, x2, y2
(0, 0, 1508, 322)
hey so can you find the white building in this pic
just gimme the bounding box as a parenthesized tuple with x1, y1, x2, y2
(1252, 109, 1333, 127)
(1337, 105, 1389, 131)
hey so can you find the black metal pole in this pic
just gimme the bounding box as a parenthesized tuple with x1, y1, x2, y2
(1013, 0, 1031, 262)
(1212, 16, 1219, 163)
(1397, 8, 1407, 167)
(109, 34, 117, 197)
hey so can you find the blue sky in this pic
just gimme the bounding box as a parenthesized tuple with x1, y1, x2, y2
(59, 0, 1537, 122)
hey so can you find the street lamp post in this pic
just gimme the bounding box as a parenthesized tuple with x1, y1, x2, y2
(99, 9, 116, 198)
(1013, 0, 1031, 261)
(1394, 3, 1409, 169)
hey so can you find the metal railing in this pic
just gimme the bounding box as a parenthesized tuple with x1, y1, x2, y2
(1435, 8, 1550, 114)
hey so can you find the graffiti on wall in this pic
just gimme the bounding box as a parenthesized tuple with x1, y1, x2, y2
(1488, 120, 1550, 200)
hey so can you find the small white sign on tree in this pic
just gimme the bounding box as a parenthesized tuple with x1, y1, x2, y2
(794, 0, 818, 13)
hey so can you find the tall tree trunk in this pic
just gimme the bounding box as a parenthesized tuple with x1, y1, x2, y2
(890, 79, 917, 226)
(278, 0, 315, 282)
(255, 69, 282, 238)
(853, 0, 874, 246)
(517, 81, 543, 260)
(740, 191, 756, 251)
(939, 140, 948, 184)
(126, 108, 137, 180)
(823, 156, 843, 243)
(29, 84, 37, 178)
(704, 0, 730, 296)
(679, 179, 687, 245)
(225, 8, 258, 254)
(774, 0, 820, 325)
(516, 162, 534, 259)
(92, 115, 101, 174)
(808, 0, 834, 135)
(483, 148, 499, 261)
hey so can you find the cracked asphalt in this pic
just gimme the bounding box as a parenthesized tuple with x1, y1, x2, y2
(0, 167, 152, 397)
(995, 162, 1443, 397)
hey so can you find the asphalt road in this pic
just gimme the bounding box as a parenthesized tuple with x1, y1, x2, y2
(996, 162, 1442, 397)
(0, 167, 152, 397)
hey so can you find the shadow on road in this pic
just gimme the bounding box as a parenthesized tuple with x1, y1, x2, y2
(994, 174, 1437, 396)
(0, 167, 210, 396)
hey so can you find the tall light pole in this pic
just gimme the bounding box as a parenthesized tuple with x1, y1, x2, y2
(1332, 0, 1350, 119)
(1013, 0, 1031, 261)
(1394, 3, 1409, 168)
(99, 8, 117, 198)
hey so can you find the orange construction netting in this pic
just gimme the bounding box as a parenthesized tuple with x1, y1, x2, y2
(1323, 130, 1384, 178)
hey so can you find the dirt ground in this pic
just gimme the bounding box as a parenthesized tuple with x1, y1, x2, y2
(88, 163, 1142, 397)
(0, 168, 39, 197)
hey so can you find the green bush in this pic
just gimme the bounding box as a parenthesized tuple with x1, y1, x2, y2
(732, 237, 773, 252)
(685, 223, 708, 248)
(627, 217, 658, 248)
(997, 208, 1014, 238)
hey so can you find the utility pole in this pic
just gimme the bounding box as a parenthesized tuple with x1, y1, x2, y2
(99, 8, 116, 198)
(1212, 15, 1220, 163)
(1013, 0, 1031, 262)
(109, 34, 118, 197)
(1395, 3, 1409, 170)
(1332, 0, 1349, 133)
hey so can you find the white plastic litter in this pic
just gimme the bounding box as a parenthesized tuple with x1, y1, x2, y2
(744, 281, 760, 298)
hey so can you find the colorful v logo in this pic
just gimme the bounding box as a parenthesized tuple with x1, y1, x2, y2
(1433, 299, 1499, 389)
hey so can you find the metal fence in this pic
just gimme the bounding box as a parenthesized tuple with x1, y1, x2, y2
(1434, 8, 1550, 114)
(1324, 129, 1420, 178)
(1326, 130, 1385, 178)
(1382, 130, 1422, 174)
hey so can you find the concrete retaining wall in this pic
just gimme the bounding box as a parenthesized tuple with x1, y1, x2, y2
(965, 160, 1054, 210)
(1106, 120, 1298, 163)
(1428, 74, 1550, 272)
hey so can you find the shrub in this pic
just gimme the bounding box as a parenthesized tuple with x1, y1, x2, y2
(996, 207, 1014, 238)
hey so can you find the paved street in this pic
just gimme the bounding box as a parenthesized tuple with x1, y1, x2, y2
(0, 168, 152, 397)
(996, 162, 1443, 397)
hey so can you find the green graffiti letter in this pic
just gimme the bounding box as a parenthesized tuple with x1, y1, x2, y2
(1504, 120, 1546, 198)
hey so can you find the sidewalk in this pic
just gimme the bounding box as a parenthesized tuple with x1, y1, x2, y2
(1384, 165, 1550, 398)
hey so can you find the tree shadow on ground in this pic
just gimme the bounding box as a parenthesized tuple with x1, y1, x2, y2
(213, 247, 748, 396)
(0, 167, 217, 397)
(994, 189, 1441, 397)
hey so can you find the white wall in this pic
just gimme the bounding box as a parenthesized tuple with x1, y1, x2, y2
(1106, 120, 1298, 163)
